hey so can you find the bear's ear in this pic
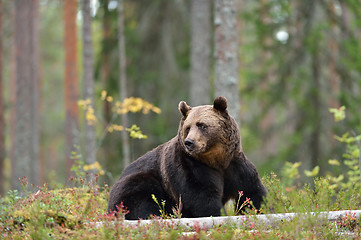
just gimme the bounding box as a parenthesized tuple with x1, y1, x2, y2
(179, 101, 191, 117)
(213, 96, 228, 113)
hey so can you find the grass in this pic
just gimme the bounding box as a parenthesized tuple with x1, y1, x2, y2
(1, 170, 361, 239)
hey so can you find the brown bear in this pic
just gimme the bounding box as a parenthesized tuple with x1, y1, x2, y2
(108, 96, 267, 220)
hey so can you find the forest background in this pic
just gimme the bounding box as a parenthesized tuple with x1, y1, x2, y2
(0, 0, 361, 196)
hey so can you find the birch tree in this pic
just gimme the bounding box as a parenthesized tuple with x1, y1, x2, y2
(64, 0, 79, 177)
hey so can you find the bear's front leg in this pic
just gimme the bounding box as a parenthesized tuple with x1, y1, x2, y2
(174, 166, 225, 218)
(223, 153, 267, 211)
(180, 189, 224, 218)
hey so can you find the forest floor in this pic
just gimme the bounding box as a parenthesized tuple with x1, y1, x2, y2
(1, 172, 361, 239)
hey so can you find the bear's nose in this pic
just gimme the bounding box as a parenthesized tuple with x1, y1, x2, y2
(184, 139, 195, 150)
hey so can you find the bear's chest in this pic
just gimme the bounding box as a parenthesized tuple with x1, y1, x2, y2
(176, 155, 224, 191)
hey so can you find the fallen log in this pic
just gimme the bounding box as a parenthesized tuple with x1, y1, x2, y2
(94, 210, 361, 230)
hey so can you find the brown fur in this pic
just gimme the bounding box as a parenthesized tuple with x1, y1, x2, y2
(108, 96, 267, 219)
(178, 99, 239, 169)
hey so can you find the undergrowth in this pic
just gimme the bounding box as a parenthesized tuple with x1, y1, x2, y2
(1, 106, 361, 239)
(1, 170, 361, 239)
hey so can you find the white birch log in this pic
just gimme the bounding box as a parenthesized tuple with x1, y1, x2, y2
(94, 210, 361, 230)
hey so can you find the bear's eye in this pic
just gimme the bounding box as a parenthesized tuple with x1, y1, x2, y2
(185, 126, 190, 135)
(196, 122, 208, 130)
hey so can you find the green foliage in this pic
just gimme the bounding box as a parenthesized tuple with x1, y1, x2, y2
(151, 194, 167, 219)
(70, 147, 86, 178)
(0, 176, 109, 239)
(327, 106, 361, 191)
(329, 106, 346, 122)
(240, 0, 361, 178)
(304, 166, 320, 178)
(269, 106, 361, 214)
(281, 161, 301, 186)
(2, 172, 361, 239)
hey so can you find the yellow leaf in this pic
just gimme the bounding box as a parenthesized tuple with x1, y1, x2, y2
(328, 159, 340, 166)
(152, 106, 162, 114)
(101, 90, 107, 101)
(304, 166, 319, 177)
(106, 96, 113, 102)
(329, 106, 346, 122)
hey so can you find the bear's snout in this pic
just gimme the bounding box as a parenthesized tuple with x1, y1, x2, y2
(184, 139, 195, 151)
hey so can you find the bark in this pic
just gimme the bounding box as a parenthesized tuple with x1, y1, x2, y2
(259, 0, 278, 157)
(13, 0, 40, 191)
(82, 0, 97, 167)
(190, 0, 211, 106)
(0, 0, 4, 196)
(64, 0, 79, 177)
(117, 0, 130, 168)
(32, 0, 40, 186)
(101, 0, 112, 124)
(100, 0, 114, 172)
(327, 2, 339, 108)
(310, 50, 321, 170)
(214, 0, 241, 143)
(9, 1, 16, 191)
(340, 1, 351, 37)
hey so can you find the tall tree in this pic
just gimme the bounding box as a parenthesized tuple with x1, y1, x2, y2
(82, 0, 96, 167)
(93, 0, 122, 176)
(13, 0, 40, 191)
(0, 0, 4, 196)
(9, 0, 16, 190)
(64, 0, 79, 177)
(327, 1, 339, 108)
(117, 0, 130, 168)
(190, 0, 211, 106)
(214, 0, 241, 128)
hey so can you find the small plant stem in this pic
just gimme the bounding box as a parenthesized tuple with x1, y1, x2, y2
(351, 130, 361, 182)
(96, 111, 118, 152)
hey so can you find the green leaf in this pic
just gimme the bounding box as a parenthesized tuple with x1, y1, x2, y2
(352, 149, 360, 158)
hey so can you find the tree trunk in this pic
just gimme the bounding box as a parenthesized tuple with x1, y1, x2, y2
(327, 2, 339, 108)
(117, 0, 131, 168)
(310, 44, 321, 171)
(9, 0, 16, 192)
(190, 0, 211, 106)
(13, 0, 40, 191)
(100, 0, 115, 174)
(0, 0, 4, 196)
(64, 0, 79, 177)
(259, 0, 277, 157)
(82, 0, 97, 167)
(214, 0, 241, 141)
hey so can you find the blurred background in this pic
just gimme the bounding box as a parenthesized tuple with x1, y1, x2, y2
(0, 0, 361, 195)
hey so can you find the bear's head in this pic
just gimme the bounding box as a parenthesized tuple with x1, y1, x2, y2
(178, 96, 241, 169)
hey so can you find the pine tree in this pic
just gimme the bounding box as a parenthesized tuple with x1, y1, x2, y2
(63, 0, 79, 177)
